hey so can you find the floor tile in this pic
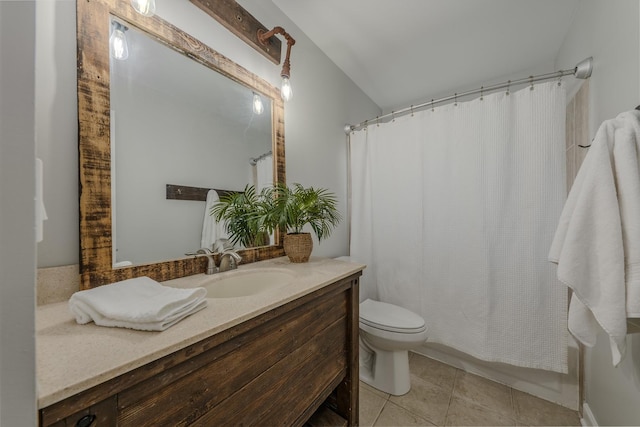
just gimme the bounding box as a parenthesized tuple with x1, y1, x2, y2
(409, 352, 458, 393)
(388, 375, 451, 426)
(359, 386, 388, 427)
(452, 371, 515, 419)
(374, 401, 435, 426)
(360, 380, 391, 400)
(445, 396, 517, 426)
(512, 389, 580, 426)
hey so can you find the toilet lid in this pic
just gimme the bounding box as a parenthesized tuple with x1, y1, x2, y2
(359, 299, 426, 333)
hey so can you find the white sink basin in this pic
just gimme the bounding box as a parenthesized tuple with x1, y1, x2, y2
(202, 270, 294, 298)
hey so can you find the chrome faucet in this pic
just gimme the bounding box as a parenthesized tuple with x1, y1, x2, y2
(219, 250, 242, 272)
(190, 248, 217, 275)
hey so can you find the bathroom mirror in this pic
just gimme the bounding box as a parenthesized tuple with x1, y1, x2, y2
(77, 0, 285, 288)
(111, 20, 273, 266)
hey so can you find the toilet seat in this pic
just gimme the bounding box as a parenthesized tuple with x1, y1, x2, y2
(360, 299, 426, 334)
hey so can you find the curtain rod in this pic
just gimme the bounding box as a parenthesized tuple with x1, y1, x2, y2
(344, 57, 593, 134)
(249, 150, 273, 165)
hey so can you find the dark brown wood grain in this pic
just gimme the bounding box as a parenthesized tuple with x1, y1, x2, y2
(77, 0, 286, 289)
(307, 405, 349, 427)
(40, 274, 360, 426)
(337, 278, 360, 425)
(40, 396, 117, 427)
(191, 322, 346, 426)
(189, 0, 282, 65)
(165, 184, 240, 201)
(118, 293, 347, 424)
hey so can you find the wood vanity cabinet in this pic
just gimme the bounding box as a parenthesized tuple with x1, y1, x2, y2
(39, 274, 360, 426)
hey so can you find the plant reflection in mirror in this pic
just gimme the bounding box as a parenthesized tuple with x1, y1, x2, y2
(210, 185, 271, 248)
(211, 183, 341, 249)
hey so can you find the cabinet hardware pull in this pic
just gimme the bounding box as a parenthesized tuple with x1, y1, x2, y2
(76, 414, 96, 427)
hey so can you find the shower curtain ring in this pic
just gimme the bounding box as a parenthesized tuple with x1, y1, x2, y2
(431, 99, 435, 112)
(411, 105, 414, 116)
(557, 71, 563, 86)
(454, 93, 458, 106)
(391, 111, 396, 122)
(376, 116, 379, 127)
(506, 80, 511, 96)
(480, 87, 484, 101)
(364, 119, 368, 131)
(530, 76, 534, 91)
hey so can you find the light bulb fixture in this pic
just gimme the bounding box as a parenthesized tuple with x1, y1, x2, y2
(280, 77, 292, 102)
(257, 26, 296, 101)
(252, 92, 264, 114)
(130, 0, 156, 17)
(109, 21, 129, 61)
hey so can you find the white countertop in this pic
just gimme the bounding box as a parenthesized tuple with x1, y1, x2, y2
(36, 256, 364, 409)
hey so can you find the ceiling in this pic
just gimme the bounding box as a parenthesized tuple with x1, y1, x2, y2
(270, 0, 580, 111)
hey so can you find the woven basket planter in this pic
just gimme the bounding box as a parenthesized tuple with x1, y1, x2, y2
(283, 233, 313, 263)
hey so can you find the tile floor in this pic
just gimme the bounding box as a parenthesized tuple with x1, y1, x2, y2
(359, 353, 581, 426)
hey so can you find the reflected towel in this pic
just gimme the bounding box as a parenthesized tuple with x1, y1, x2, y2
(549, 110, 640, 366)
(201, 190, 228, 251)
(201, 189, 219, 250)
(35, 158, 48, 243)
(69, 277, 207, 331)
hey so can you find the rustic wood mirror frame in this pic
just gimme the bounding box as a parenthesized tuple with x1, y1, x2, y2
(77, 0, 285, 289)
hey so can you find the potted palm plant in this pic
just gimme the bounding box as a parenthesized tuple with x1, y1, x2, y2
(265, 183, 341, 263)
(210, 185, 271, 248)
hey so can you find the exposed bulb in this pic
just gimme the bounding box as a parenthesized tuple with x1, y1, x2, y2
(130, 0, 156, 17)
(281, 76, 293, 101)
(252, 93, 264, 115)
(109, 23, 129, 61)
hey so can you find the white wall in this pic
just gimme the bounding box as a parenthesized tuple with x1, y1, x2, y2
(555, 0, 640, 425)
(0, 1, 37, 425)
(35, 0, 380, 268)
(112, 82, 265, 264)
(35, 0, 77, 268)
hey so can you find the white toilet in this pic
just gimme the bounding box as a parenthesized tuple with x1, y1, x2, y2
(334, 256, 428, 396)
(359, 299, 428, 396)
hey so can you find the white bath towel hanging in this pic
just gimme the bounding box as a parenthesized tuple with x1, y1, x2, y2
(68, 276, 207, 331)
(201, 189, 227, 250)
(549, 110, 640, 366)
(35, 158, 48, 243)
(255, 154, 273, 191)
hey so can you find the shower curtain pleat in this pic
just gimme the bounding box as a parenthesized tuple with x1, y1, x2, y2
(350, 82, 568, 373)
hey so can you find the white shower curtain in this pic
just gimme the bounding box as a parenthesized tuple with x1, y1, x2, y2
(350, 82, 568, 373)
(254, 154, 273, 191)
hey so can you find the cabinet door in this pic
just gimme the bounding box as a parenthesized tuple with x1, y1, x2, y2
(40, 396, 117, 427)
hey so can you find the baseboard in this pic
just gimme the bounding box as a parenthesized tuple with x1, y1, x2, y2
(581, 402, 598, 426)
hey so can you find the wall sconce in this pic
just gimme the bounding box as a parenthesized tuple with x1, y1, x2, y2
(110, 21, 129, 61)
(252, 92, 264, 114)
(130, 0, 156, 17)
(257, 26, 296, 101)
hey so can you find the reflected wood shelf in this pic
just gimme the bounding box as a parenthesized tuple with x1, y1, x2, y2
(166, 184, 239, 201)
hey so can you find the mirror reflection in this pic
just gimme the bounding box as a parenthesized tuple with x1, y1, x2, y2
(110, 19, 273, 267)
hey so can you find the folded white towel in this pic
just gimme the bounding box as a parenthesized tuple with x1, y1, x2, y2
(69, 277, 207, 331)
(113, 260, 133, 268)
(549, 110, 640, 366)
